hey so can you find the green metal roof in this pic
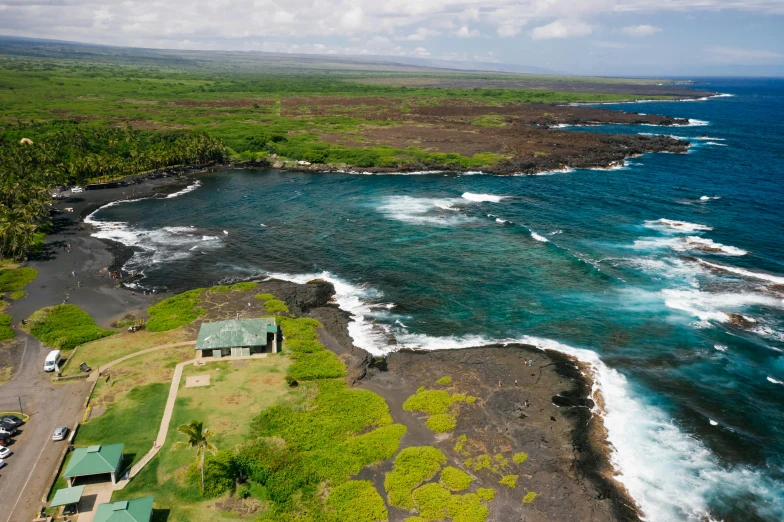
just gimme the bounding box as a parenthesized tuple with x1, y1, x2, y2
(50, 485, 85, 507)
(64, 443, 124, 478)
(94, 496, 154, 522)
(196, 318, 276, 350)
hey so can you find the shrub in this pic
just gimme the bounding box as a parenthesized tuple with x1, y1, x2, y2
(426, 414, 457, 433)
(27, 304, 114, 350)
(437, 376, 452, 385)
(466, 396, 477, 404)
(412, 483, 451, 520)
(0, 267, 37, 292)
(285, 339, 323, 354)
(402, 389, 453, 415)
(146, 288, 205, 331)
(384, 446, 446, 509)
(208, 285, 229, 293)
(454, 434, 469, 456)
(236, 482, 251, 499)
(10, 291, 25, 300)
(0, 313, 13, 340)
(476, 488, 495, 502)
(500, 475, 518, 488)
(264, 299, 289, 313)
(288, 350, 347, 381)
(255, 293, 277, 301)
(512, 452, 529, 464)
(441, 466, 473, 491)
(230, 281, 258, 291)
(186, 450, 238, 498)
(448, 492, 489, 522)
(326, 480, 388, 522)
(523, 491, 537, 504)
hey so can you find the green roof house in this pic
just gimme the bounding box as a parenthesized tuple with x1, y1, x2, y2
(94, 497, 154, 522)
(63, 443, 124, 486)
(196, 318, 279, 358)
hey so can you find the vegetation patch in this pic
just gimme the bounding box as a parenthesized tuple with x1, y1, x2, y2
(454, 434, 470, 456)
(499, 475, 519, 488)
(523, 491, 538, 504)
(278, 317, 347, 381)
(385, 446, 447, 509)
(437, 376, 452, 385)
(412, 482, 452, 520)
(512, 452, 529, 464)
(146, 288, 206, 332)
(264, 299, 289, 313)
(403, 389, 454, 415)
(27, 304, 114, 350)
(476, 488, 495, 502)
(440, 466, 473, 491)
(0, 267, 37, 292)
(9, 291, 25, 300)
(325, 480, 388, 522)
(230, 281, 258, 291)
(0, 313, 13, 341)
(426, 413, 457, 433)
(254, 293, 277, 301)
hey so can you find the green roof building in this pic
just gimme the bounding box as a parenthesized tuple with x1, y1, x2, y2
(63, 443, 124, 486)
(94, 497, 154, 522)
(196, 318, 279, 358)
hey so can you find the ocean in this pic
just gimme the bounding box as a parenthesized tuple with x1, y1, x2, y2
(87, 78, 784, 521)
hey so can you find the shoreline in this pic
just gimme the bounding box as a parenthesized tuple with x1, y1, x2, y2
(14, 167, 645, 520)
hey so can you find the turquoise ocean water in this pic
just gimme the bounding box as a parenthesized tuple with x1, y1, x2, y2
(89, 79, 784, 521)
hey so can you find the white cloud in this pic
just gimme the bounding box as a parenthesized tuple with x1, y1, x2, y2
(532, 19, 593, 40)
(621, 24, 661, 36)
(455, 26, 480, 38)
(402, 27, 441, 41)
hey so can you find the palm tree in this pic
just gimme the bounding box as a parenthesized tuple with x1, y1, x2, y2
(173, 420, 218, 493)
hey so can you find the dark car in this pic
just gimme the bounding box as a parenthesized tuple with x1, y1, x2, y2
(0, 432, 11, 446)
(0, 422, 18, 436)
(0, 416, 23, 428)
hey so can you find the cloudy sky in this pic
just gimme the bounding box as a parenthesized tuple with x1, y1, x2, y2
(1, 0, 783, 75)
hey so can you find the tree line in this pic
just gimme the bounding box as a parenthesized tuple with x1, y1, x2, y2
(0, 123, 227, 259)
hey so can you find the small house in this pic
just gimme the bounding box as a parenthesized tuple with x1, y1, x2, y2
(195, 318, 280, 358)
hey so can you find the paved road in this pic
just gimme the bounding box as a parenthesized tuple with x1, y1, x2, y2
(0, 333, 90, 522)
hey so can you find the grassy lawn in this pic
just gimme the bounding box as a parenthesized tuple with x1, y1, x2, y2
(62, 327, 190, 376)
(26, 304, 114, 351)
(0, 267, 38, 292)
(114, 356, 301, 521)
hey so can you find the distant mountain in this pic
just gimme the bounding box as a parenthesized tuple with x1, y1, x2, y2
(353, 55, 558, 75)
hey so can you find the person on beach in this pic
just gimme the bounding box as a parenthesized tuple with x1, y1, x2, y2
(515, 379, 518, 387)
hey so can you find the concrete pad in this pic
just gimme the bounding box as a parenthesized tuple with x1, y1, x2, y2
(185, 374, 210, 388)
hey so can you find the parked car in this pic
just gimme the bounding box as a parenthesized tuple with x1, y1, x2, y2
(44, 349, 62, 372)
(0, 416, 23, 428)
(0, 446, 11, 458)
(0, 459, 5, 469)
(71, 186, 83, 193)
(52, 426, 69, 441)
(0, 425, 17, 436)
(0, 432, 10, 446)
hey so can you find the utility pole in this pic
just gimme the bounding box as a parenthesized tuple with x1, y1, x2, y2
(17, 396, 22, 414)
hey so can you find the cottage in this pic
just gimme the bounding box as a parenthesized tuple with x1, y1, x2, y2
(195, 318, 280, 358)
(63, 443, 124, 486)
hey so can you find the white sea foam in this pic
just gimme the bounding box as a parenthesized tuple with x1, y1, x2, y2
(661, 289, 782, 323)
(461, 192, 506, 203)
(693, 137, 726, 141)
(515, 167, 575, 176)
(530, 231, 549, 242)
(165, 180, 201, 198)
(714, 344, 728, 352)
(375, 196, 473, 226)
(767, 377, 783, 385)
(692, 259, 784, 285)
(495, 218, 508, 224)
(633, 236, 747, 256)
(687, 119, 710, 126)
(644, 219, 713, 233)
(710, 419, 719, 426)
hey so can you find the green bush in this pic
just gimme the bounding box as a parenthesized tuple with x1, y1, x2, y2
(0, 267, 37, 292)
(441, 466, 473, 491)
(465, 396, 477, 404)
(437, 376, 452, 385)
(10, 291, 25, 300)
(186, 450, 238, 498)
(512, 452, 529, 464)
(0, 313, 13, 340)
(208, 285, 229, 293)
(288, 350, 347, 381)
(230, 281, 258, 291)
(27, 304, 113, 350)
(264, 299, 289, 313)
(326, 480, 388, 522)
(522, 491, 537, 504)
(384, 446, 446, 509)
(454, 434, 469, 455)
(476, 488, 495, 502)
(412, 483, 451, 520)
(254, 293, 277, 301)
(425, 413, 457, 433)
(499, 475, 518, 488)
(146, 288, 205, 331)
(448, 492, 489, 522)
(402, 389, 453, 415)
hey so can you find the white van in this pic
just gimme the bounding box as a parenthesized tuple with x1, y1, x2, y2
(44, 350, 62, 372)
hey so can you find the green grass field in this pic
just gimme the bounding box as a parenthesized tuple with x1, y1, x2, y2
(26, 304, 114, 350)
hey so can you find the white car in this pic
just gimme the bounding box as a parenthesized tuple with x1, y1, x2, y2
(71, 186, 83, 193)
(0, 447, 11, 458)
(0, 459, 5, 469)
